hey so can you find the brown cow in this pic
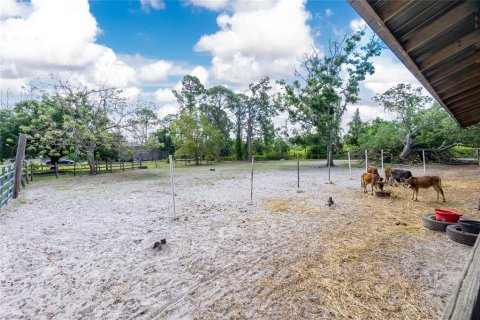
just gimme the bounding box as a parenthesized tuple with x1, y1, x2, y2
(361, 173, 384, 195)
(367, 165, 379, 175)
(405, 176, 445, 202)
(384, 166, 392, 184)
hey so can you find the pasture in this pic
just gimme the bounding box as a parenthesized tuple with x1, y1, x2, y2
(1, 161, 479, 319)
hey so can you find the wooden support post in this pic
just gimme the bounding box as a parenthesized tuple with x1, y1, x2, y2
(30, 162, 33, 181)
(54, 163, 58, 179)
(110, 161, 113, 173)
(13, 134, 27, 199)
(73, 163, 76, 176)
(132, 160, 134, 170)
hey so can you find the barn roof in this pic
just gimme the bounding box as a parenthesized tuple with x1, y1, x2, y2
(349, 0, 480, 127)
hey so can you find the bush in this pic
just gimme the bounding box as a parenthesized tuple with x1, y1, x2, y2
(451, 146, 477, 159)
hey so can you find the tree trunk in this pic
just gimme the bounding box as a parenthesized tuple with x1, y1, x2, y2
(235, 122, 242, 160)
(399, 132, 415, 162)
(86, 150, 97, 174)
(49, 155, 61, 171)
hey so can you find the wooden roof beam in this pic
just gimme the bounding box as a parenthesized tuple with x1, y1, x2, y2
(376, 0, 413, 22)
(453, 109, 480, 121)
(429, 51, 480, 85)
(444, 86, 480, 105)
(418, 29, 480, 71)
(449, 96, 480, 110)
(404, 1, 480, 53)
(435, 68, 480, 94)
(441, 77, 480, 100)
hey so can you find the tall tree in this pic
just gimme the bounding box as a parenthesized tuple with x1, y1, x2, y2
(0, 109, 21, 161)
(204, 86, 234, 161)
(373, 83, 433, 162)
(228, 93, 247, 160)
(15, 95, 71, 166)
(344, 108, 367, 147)
(56, 83, 132, 174)
(281, 29, 383, 165)
(244, 77, 277, 161)
(173, 75, 206, 113)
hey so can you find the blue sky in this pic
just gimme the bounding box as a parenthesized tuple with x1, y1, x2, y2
(0, 0, 421, 123)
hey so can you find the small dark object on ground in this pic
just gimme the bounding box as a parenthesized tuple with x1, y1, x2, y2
(138, 166, 148, 169)
(153, 239, 166, 250)
(209, 168, 215, 171)
(395, 221, 407, 226)
(326, 197, 334, 207)
(375, 191, 391, 197)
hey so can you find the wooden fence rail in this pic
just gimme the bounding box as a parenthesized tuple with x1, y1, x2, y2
(0, 163, 16, 209)
(22, 160, 144, 180)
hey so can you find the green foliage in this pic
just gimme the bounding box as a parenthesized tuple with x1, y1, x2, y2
(280, 29, 383, 157)
(0, 109, 21, 161)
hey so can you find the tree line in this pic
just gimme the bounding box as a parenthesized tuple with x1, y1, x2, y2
(1, 29, 479, 174)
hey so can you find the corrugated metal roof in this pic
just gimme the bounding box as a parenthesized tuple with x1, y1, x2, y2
(349, 0, 480, 127)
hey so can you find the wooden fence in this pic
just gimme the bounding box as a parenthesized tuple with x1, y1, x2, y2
(23, 160, 144, 180)
(0, 163, 16, 209)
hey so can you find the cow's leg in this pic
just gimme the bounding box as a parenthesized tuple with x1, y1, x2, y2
(436, 186, 446, 202)
(371, 184, 374, 195)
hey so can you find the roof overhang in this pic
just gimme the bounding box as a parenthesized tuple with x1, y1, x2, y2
(349, 0, 480, 127)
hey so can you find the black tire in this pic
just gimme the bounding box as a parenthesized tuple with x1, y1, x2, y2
(421, 213, 456, 232)
(446, 224, 478, 246)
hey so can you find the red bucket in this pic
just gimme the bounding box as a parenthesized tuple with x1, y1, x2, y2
(435, 209, 463, 223)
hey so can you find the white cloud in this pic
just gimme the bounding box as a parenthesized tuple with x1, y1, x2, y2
(0, 0, 177, 96)
(140, 0, 165, 12)
(190, 66, 209, 85)
(139, 61, 173, 83)
(154, 88, 177, 103)
(195, 0, 313, 84)
(0, 0, 32, 18)
(325, 8, 333, 17)
(363, 54, 424, 96)
(186, 0, 229, 11)
(350, 18, 367, 31)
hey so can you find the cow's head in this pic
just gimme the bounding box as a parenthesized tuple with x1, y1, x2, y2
(375, 177, 384, 191)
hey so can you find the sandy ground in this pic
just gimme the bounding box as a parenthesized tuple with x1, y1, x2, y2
(1, 161, 479, 319)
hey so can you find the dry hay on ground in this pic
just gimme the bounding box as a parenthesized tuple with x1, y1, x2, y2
(259, 167, 480, 319)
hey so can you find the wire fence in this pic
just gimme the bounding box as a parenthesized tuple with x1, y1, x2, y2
(0, 163, 16, 209)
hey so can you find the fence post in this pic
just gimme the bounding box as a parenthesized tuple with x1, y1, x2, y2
(1, 166, 5, 202)
(423, 149, 426, 173)
(110, 161, 113, 173)
(348, 151, 352, 180)
(328, 150, 332, 182)
(23, 162, 29, 184)
(381, 149, 384, 172)
(54, 163, 58, 179)
(169, 155, 176, 216)
(13, 134, 27, 199)
(250, 156, 254, 203)
(30, 162, 33, 182)
(297, 154, 300, 191)
(73, 162, 76, 176)
(132, 160, 134, 170)
(365, 150, 368, 172)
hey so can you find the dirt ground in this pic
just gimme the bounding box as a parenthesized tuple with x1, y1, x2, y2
(1, 161, 479, 319)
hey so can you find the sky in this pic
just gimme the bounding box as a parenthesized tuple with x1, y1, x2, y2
(0, 0, 425, 127)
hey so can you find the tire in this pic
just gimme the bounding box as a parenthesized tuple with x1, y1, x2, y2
(446, 224, 478, 246)
(421, 213, 456, 232)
